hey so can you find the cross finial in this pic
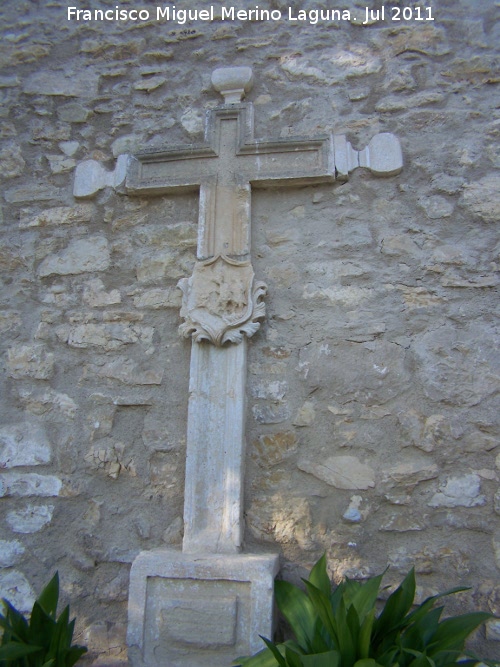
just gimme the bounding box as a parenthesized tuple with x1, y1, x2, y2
(211, 66, 254, 104)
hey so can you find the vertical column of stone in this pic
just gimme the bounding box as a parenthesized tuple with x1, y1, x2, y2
(183, 341, 247, 553)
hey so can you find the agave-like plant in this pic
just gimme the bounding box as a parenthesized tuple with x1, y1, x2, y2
(234, 555, 496, 667)
(0, 572, 87, 667)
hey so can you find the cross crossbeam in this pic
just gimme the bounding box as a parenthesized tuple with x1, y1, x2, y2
(127, 105, 336, 260)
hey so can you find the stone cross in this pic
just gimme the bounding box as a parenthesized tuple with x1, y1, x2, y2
(75, 66, 402, 667)
(124, 67, 402, 557)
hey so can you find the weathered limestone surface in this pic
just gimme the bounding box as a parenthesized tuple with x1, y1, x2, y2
(0, 1, 499, 664)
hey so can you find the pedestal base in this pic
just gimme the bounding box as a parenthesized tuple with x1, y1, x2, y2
(127, 550, 279, 667)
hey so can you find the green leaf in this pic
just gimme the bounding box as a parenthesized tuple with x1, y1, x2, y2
(349, 574, 385, 624)
(261, 637, 288, 667)
(37, 573, 59, 619)
(64, 645, 87, 667)
(308, 555, 331, 598)
(29, 602, 55, 650)
(275, 581, 317, 652)
(375, 646, 400, 667)
(301, 651, 341, 667)
(303, 581, 339, 647)
(373, 569, 417, 641)
(405, 649, 436, 667)
(329, 580, 345, 616)
(337, 578, 361, 611)
(233, 646, 282, 667)
(1, 599, 29, 641)
(284, 645, 305, 667)
(405, 587, 470, 629)
(401, 606, 443, 652)
(428, 612, 492, 654)
(346, 602, 361, 643)
(425, 648, 465, 667)
(0, 613, 15, 639)
(66, 617, 77, 648)
(358, 608, 376, 659)
(308, 622, 332, 655)
(354, 660, 385, 667)
(52, 605, 71, 653)
(333, 595, 356, 664)
(0, 641, 43, 660)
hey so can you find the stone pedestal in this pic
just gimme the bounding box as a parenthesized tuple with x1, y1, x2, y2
(127, 550, 279, 667)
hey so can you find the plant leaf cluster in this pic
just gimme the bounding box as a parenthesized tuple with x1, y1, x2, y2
(234, 555, 497, 667)
(0, 572, 87, 667)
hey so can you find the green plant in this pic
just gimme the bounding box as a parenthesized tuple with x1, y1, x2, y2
(234, 555, 496, 667)
(0, 572, 87, 667)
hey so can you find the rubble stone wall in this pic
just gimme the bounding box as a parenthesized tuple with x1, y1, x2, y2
(0, 0, 499, 661)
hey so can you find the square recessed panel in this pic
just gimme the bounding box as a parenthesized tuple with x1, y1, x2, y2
(144, 577, 251, 667)
(161, 595, 238, 647)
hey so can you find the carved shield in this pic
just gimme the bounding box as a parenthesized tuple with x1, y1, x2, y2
(178, 255, 267, 346)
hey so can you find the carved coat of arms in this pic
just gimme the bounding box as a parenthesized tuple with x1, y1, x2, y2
(178, 255, 267, 346)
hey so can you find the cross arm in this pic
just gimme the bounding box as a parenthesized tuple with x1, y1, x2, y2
(126, 145, 218, 196)
(238, 135, 336, 187)
(334, 133, 403, 179)
(236, 130, 403, 187)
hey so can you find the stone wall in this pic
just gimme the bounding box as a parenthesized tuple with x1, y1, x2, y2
(0, 0, 499, 662)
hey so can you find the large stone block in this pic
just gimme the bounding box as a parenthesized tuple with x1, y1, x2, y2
(428, 474, 486, 508)
(127, 550, 279, 667)
(23, 70, 99, 97)
(0, 473, 62, 498)
(38, 237, 110, 277)
(462, 175, 500, 223)
(297, 339, 410, 406)
(0, 422, 51, 468)
(412, 323, 500, 407)
(20, 204, 95, 228)
(0, 571, 35, 613)
(246, 496, 314, 548)
(298, 454, 375, 490)
(18, 389, 77, 419)
(0, 143, 25, 178)
(83, 357, 163, 385)
(58, 322, 154, 351)
(6, 504, 54, 534)
(6, 345, 54, 380)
